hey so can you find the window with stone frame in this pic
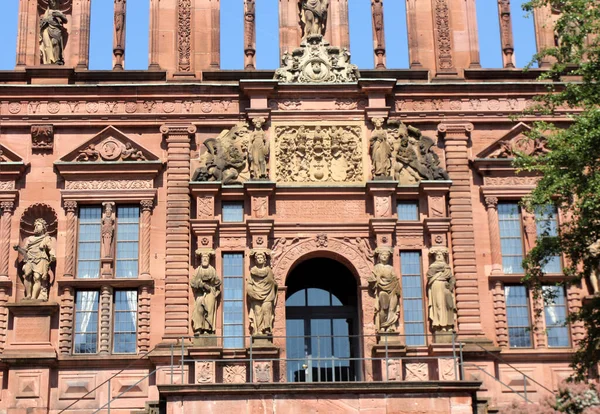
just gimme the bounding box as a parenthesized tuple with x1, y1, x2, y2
(498, 202, 525, 274)
(222, 201, 244, 223)
(400, 251, 426, 346)
(222, 253, 245, 349)
(542, 285, 570, 348)
(73, 290, 100, 354)
(535, 205, 562, 274)
(397, 201, 419, 221)
(76, 204, 140, 279)
(504, 285, 533, 348)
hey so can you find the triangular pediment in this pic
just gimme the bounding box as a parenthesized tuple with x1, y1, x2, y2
(0, 143, 25, 163)
(477, 123, 547, 159)
(58, 126, 159, 163)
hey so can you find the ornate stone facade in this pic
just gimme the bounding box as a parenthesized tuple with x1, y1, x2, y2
(0, 1, 581, 413)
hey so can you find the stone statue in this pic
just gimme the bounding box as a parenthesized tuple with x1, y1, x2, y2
(299, 0, 330, 39)
(190, 250, 221, 336)
(39, 0, 68, 65)
(248, 118, 269, 180)
(13, 218, 56, 301)
(368, 247, 400, 333)
(427, 247, 456, 340)
(247, 250, 278, 336)
(101, 203, 115, 258)
(372, 0, 384, 47)
(587, 239, 600, 295)
(370, 118, 393, 179)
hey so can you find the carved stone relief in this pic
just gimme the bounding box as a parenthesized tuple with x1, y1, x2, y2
(487, 135, 549, 159)
(253, 362, 271, 383)
(405, 362, 429, 381)
(370, 119, 449, 184)
(192, 123, 251, 185)
(483, 176, 540, 186)
(223, 364, 246, 384)
(65, 180, 153, 190)
(75, 138, 147, 162)
(275, 125, 363, 183)
(195, 361, 215, 384)
(31, 125, 54, 151)
(177, 0, 192, 72)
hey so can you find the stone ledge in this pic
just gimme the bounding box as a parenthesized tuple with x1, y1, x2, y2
(158, 380, 482, 396)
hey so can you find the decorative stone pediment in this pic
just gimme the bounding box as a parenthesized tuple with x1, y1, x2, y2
(58, 126, 159, 163)
(55, 126, 161, 202)
(477, 123, 547, 159)
(274, 35, 360, 84)
(0, 144, 26, 193)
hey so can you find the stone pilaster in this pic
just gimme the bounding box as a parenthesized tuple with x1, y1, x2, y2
(140, 199, 154, 278)
(566, 286, 585, 346)
(244, 0, 256, 70)
(0, 201, 15, 279)
(0, 284, 7, 353)
(497, 0, 515, 68)
(149, 0, 161, 70)
(432, 0, 457, 76)
(279, 0, 302, 57)
(405, 0, 422, 68)
(328, 0, 350, 50)
(485, 197, 502, 276)
(161, 124, 196, 339)
(63, 201, 78, 279)
(492, 280, 508, 348)
(438, 122, 485, 339)
(59, 286, 74, 355)
(533, 295, 547, 349)
(138, 285, 151, 353)
(113, 0, 127, 70)
(76, 0, 92, 68)
(533, 5, 556, 69)
(99, 285, 113, 354)
(175, 0, 194, 77)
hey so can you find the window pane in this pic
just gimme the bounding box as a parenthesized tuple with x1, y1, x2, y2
(505, 285, 532, 348)
(222, 202, 244, 222)
(397, 202, 419, 221)
(74, 291, 99, 354)
(223, 253, 244, 348)
(535, 205, 562, 274)
(116, 206, 140, 278)
(113, 290, 138, 353)
(543, 286, 570, 348)
(401, 252, 426, 346)
(498, 203, 524, 274)
(77, 206, 102, 279)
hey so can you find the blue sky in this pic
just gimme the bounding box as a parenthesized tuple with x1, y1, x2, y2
(0, 0, 538, 71)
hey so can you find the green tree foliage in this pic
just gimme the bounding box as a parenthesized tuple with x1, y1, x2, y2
(516, 0, 600, 379)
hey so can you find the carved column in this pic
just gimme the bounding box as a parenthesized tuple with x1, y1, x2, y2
(160, 124, 196, 338)
(244, 0, 256, 70)
(465, 0, 481, 68)
(328, 0, 350, 50)
(431, 0, 457, 76)
(0, 284, 8, 352)
(140, 200, 154, 278)
(113, 0, 127, 70)
(77, 0, 92, 68)
(99, 285, 113, 354)
(485, 197, 502, 275)
(406, 0, 422, 68)
(279, 0, 302, 58)
(533, 296, 547, 349)
(566, 286, 585, 346)
(0, 201, 15, 279)
(372, 0, 386, 69)
(59, 286, 75, 355)
(497, 0, 516, 68)
(148, 0, 161, 69)
(175, 0, 194, 77)
(493, 281, 508, 348)
(438, 123, 485, 339)
(63, 201, 78, 279)
(138, 285, 151, 353)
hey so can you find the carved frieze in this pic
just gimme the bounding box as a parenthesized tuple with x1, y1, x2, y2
(275, 124, 363, 183)
(65, 180, 153, 190)
(394, 98, 535, 113)
(483, 176, 540, 186)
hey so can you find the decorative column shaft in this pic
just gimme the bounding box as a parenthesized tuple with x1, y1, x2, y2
(138, 285, 151, 353)
(406, 0, 422, 68)
(466, 0, 481, 68)
(498, 0, 515, 68)
(113, 0, 127, 70)
(99, 285, 113, 354)
(0, 201, 15, 278)
(485, 197, 502, 275)
(160, 124, 196, 338)
(140, 200, 153, 278)
(244, 0, 256, 70)
(438, 123, 485, 338)
(77, 0, 92, 68)
(372, 0, 386, 69)
(432, 0, 457, 75)
(63, 201, 78, 278)
(493, 280, 508, 348)
(533, 296, 547, 349)
(0, 285, 8, 352)
(567, 287, 585, 346)
(149, 0, 160, 69)
(59, 286, 75, 354)
(176, 0, 193, 74)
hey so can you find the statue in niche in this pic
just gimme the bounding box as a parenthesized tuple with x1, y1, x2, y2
(39, 0, 68, 65)
(248, 118, 269, 180)
(192, 124, 250, 185)
(247, 250, 278, 336)
(370, 118, 393, 179)
(101, 203, 115, 258)
(299, 0, 330, 39)
(368, 247, 400, 333)
(587, 239, 600, 295)
(13, 218, 56, 301)
(190, 250, 221, 336)
(427, 247, 456, 341)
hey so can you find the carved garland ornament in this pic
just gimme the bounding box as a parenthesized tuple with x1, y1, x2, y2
(434, 0, 453, 70)
(177, 0, 192, 72)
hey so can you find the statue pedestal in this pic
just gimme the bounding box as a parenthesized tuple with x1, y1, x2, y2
(371, 336, 406, 382)
(249, 346, 280, 383)
(251, 335, 275, 347)
(376, 332, 403, 345)
(189, 346, 223, 384)
(192, 334, 218, 347)
(433, 330, 455, 344)
(3, 302, 58, 360)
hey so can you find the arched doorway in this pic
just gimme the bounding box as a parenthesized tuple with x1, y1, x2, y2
(285, 257, 360, 382)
